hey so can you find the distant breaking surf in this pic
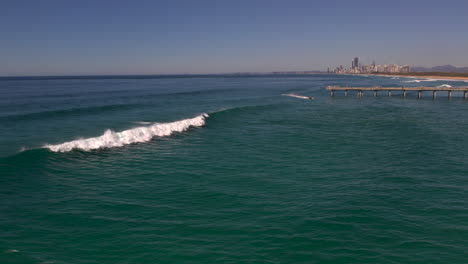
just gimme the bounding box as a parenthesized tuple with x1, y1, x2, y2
(44, 114, 208, 152)
(437, 84, 453, 88)
(402, 79, 438, 83)
(282, 93, 313, 100)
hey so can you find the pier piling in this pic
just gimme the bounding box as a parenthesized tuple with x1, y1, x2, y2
(433, 91, 437, 99)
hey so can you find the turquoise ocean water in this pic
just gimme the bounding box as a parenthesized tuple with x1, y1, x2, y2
(1, 74, 468, 263)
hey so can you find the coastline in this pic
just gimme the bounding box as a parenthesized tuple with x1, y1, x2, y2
(370, 73, 468, 81)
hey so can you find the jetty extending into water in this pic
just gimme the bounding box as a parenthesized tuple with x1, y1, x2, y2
(326, 86, 468, 99)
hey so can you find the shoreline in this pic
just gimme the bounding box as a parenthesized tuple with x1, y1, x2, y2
(370, 73, 468, 81)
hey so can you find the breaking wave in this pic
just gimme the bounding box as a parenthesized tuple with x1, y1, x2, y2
(134, 121, 153, 125)
(44, 114, 208, 152)
(402, 80, 422, 83)
(402, 79, 438, 83)
(437, 84, 452, 88)
(282, 93, 313, 100)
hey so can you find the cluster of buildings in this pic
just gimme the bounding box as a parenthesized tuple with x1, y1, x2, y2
(329, 57, 410, 74)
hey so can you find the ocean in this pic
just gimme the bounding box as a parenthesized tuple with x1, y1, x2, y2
(1, 74, 468, 263)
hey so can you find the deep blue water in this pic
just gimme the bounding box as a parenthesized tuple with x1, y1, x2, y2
(1, 74, 468, 263)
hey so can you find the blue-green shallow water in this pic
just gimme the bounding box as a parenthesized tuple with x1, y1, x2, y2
(1, 75, 468, 263)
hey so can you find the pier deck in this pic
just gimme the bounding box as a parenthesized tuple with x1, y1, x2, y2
(326, 86, 468, 99)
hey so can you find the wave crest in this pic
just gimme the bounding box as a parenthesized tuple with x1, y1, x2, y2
(402, 79, 438, 83)
(437, 84, 452, 88)
(44, 114, 208, 152)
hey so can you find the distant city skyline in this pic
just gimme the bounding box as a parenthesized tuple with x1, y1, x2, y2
(330, 57, 410, 74)
(2, 0, 468, 76)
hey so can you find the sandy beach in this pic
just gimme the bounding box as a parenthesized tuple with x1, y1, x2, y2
(372, 73, 468, 82)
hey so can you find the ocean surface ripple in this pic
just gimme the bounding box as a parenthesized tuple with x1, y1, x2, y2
(1, 75, 468, 264)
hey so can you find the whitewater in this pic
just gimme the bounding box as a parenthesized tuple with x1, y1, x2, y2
(44, 114, 208, 152)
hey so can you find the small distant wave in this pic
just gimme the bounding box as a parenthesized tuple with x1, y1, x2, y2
(134, 121, 153, 125)
(402, 79, 438, 83)
(282, 93, 313, 100)
(0, 103, 137, 122)
(19, 146, 28, 152)
(208, 104, 282, 119)
(4, 249, 19, 253)
(402, 80, 422, 83)
(437, 84, 452, 88)
(44, 114, 208, 152)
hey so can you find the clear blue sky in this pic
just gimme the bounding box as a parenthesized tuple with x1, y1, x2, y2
(1, 0, 468, 76)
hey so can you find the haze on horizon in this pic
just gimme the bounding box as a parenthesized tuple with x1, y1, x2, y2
(1, 0, 468, 76)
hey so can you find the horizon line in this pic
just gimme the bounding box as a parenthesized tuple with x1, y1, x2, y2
(0, 71, 330, 79)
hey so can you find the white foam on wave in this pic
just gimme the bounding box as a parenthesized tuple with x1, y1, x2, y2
(44, 114, 208, 152)
(402, 79, 438, 83)
(437, 84, 453, 88)
(134, 121, 153, 125)
(282, 93, 313, 100)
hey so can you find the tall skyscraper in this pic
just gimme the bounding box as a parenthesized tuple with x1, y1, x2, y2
(353, 57, 359, 69)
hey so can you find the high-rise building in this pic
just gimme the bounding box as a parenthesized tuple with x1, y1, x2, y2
(333, 58, 409, 74)
(353, 57, 359, 69)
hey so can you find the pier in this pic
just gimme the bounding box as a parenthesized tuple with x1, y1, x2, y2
(326, 86, 468, 99)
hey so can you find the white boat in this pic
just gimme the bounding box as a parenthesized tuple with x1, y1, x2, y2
(282, 93, 314, 100)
